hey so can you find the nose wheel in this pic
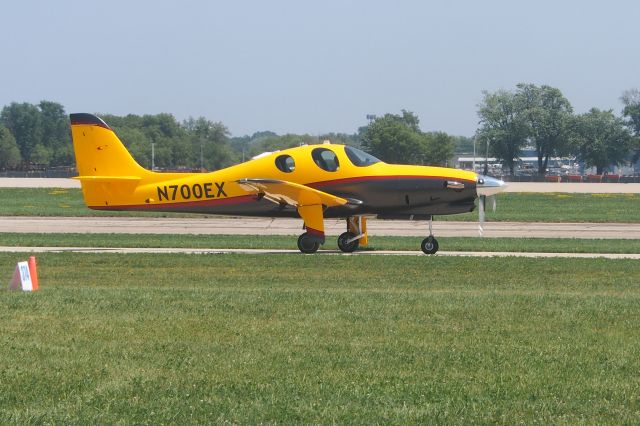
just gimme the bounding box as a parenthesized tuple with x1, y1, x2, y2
(337, 216, 368, 253)
(420, 215, 439, 254)
(421, 236, 439, 254)
(338, 232, 359, 253)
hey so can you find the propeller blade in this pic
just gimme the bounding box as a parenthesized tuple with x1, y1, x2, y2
(478, 195, 485, 236)
(491, 195, 497, 213)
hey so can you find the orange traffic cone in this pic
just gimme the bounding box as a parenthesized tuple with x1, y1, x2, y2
(28, 256, 39, 291)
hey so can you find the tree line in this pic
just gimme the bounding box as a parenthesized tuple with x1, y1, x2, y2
(477, 84, 640, 175)
(0, 102, 239, 172)
(1, 85, 639, 175)
(0, 101, 458, 171)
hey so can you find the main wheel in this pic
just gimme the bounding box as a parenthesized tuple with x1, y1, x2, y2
(297, 233, 320, 254)
(337, 232, 359, 253)
(421, 236, 439, 254)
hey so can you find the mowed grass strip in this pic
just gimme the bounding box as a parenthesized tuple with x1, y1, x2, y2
(1, 253, 639, 423)
(3, 232, 640, 253)
(1, 188, 640, 222)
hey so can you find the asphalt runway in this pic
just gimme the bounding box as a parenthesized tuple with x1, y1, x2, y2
(2, 216, 639, 239)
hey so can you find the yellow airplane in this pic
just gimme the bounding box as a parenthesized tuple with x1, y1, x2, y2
(70, 113, 506, 254)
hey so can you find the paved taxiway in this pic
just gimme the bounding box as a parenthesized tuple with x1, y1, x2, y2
(2, 178, 638, 257)
(2, 216, 639, 239)
(1, 246, 639, 259)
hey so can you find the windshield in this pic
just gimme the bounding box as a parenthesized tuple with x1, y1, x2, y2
(344, 146, 381, 167)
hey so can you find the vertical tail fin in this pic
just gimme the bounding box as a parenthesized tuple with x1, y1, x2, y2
(70, 113, 149, 178)
(70, 113, 149, 209)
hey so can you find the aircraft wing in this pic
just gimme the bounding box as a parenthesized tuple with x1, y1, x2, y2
(237, 178, 361, 207)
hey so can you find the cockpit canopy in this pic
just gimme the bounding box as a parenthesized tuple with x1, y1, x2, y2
(343, 146, 381, 167)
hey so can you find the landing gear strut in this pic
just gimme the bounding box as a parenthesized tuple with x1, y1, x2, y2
(338, 232, 359, 252)
(421, 216, 439, 254)
(337, 216, 367, 253)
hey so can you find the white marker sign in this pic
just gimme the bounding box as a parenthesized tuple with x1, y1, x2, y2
(9, 261, 33, 292)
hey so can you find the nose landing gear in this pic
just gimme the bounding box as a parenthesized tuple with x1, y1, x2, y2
(420, 215, 439, 254)
(421, 236, 439, 254)
(337, 216, 368, 253)
(337, 232, 359, 252)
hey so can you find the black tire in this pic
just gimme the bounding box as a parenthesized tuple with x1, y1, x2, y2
(337, 232, 359, 253)
(421, 236, 439, 254)
(297, 233, 320, 254)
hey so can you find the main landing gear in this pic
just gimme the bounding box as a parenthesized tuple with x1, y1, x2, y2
(297, 216, 366, 254)
(297, 232, 321, 254)
(420, 215, 439, 255)
(297, 215, 439, 255)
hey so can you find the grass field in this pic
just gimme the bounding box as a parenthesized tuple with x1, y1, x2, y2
(2, 188, 640, 222)
(3, 232, 640, 253)
(1, 253, 639, 423)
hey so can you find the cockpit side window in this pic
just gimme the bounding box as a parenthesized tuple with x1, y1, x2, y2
(344, 146, 381, 167)
(311, 148, 340, 172)
(275, 154, 295, 173)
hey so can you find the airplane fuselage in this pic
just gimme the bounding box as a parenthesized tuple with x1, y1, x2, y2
(84, 144, 478, 219)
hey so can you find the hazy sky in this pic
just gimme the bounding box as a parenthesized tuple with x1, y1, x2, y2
(2, 0, 638, 137)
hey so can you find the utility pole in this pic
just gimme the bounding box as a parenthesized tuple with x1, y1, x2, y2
(472, 136, 476, 172)
(151, 143, 155, 170)
(200, 139, 204, 171)
(484, 138, 489, 175)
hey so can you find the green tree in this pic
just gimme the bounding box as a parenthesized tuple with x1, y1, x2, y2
(452, 135, 475, 154)
(230, 131, 277, 162)
(112, 126, 152, 168)
(476, 90, 529, 175)
(104, 113, 194, 170)
(0, 125, 21, 169)
(39, 101, 72, 166)
(318, 132, 360, 147)
(573, 108, 634, 174)
(183, 117, 234, 171)
(0, 102, 43, 162)
(516, 83, 573, 176)
(141, 114, 186, 169)
(0, 101, 72, 167)
(423, 132, 455, 166)
(30, 144, 53, 166)
(621, 89, 640, 162)
(360, 110, 441, 165)
(621, 89, 640, 136)
(247, 133, 317, 158)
